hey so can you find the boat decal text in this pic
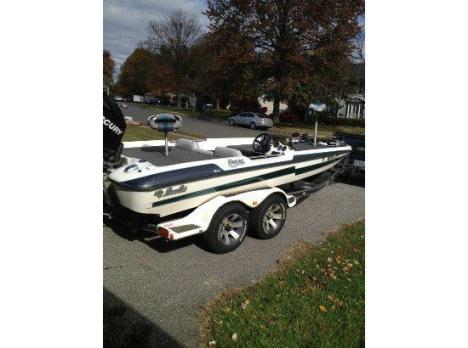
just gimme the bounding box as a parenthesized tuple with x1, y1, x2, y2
(103, 116, 124, 135)
(228, 158, 245, 168)
(154, 184, 188, 199)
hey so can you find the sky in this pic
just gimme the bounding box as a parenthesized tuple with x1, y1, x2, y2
(104, 0, 208, 72)
(104, 0, 365, 75)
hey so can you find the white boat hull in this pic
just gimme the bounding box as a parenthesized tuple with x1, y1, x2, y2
(110, 141, 350, 217)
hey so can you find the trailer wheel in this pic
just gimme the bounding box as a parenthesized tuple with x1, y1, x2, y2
(204, 203, 249, 253)
(250, 194, 287, 239)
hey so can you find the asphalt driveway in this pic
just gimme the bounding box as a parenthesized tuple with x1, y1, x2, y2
(104, 185, 364, 347)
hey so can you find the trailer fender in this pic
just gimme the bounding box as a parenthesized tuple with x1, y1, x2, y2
(229, 187, 295, 209)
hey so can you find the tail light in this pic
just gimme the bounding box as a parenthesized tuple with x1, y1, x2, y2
(157, 227, 169, 238)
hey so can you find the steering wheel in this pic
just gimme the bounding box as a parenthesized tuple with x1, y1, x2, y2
(253, 133, 272, 154)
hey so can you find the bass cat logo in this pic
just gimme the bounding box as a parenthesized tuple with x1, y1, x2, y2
(154, 184, 188, 199)
(323, 153, 339, 162)
(228, 158, 245, 168)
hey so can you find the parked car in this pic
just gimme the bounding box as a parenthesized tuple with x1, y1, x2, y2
(133, 95, 144, 103)
(279, 111, 300, 123)
(148, 98, 161, 105)
(228, 112, 273, 129)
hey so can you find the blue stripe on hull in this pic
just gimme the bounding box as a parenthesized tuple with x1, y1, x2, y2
(151, 158, 342, 208)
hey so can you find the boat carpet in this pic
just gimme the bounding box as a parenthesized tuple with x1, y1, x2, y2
(123, 146, 213, 166)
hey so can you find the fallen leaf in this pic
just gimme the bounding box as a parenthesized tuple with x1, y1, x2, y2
(328, 295, 344, 307)
(232, 333, 238, 342)
(208, 340, 216, 346)
(319, 305, 327, 312)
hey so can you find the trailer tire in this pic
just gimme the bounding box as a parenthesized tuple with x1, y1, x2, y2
(250, 194, 287, 239)
(204, 203, 249, 254)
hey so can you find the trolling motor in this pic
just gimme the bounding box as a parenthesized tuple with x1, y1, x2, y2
(147, 113, 182, 156)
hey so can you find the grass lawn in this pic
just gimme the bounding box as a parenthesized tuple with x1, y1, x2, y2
(122, 124, 203, 142)
(199, 221, 365, 347)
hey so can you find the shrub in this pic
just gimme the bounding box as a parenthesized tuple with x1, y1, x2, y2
(319, 116, 365, 128)
(279, 112, 300, 122)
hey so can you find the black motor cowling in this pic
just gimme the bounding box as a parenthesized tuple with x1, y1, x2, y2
(103, 93, 126, 165)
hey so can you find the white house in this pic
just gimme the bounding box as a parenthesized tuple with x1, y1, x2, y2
(257, 95, 288, 115)
(336, 93, 365, 119)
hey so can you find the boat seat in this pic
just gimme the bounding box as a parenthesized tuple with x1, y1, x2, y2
(175, 138, 199, 151)
(214, 146, 242, 158)
(175, 138, 213, 156)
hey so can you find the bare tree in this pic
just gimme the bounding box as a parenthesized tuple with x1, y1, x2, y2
(145, 10, 202, 107)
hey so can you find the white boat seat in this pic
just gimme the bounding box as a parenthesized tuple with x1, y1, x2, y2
(175, 138, 199, 151)
(175, 138, 213, 156)
(214, 146, 242, 158)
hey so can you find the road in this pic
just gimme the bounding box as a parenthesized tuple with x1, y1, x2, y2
(104, 105, 365, 347)
(122, 103, 274, 138)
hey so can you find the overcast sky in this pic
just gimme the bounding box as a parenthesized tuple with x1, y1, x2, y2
(104, 0, 364, 75)
(104, 0, 208, 72)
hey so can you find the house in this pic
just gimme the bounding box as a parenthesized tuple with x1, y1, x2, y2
(257, 95, 288, 115)
(336, 63, 365, 119)
(336, 93, 365, 119)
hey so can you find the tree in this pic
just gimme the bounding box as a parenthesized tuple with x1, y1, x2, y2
(144, 10, 202, 107)
(206, 0, 364, 116)
(103, 49, 115, 86)
(115, 48, 159, 96)
(189, 31, 261, 111)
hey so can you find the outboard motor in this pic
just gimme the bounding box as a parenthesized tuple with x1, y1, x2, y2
(103, 93, 126, 167)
